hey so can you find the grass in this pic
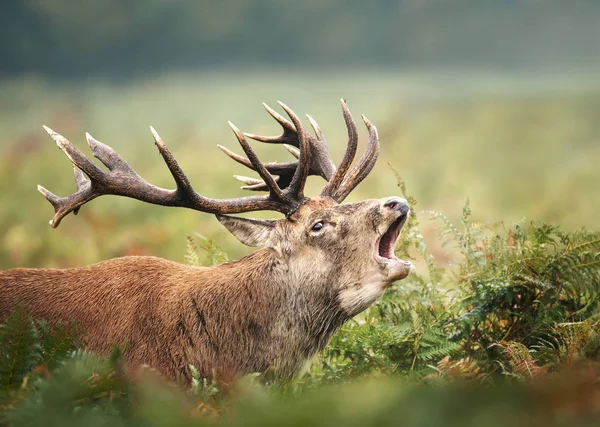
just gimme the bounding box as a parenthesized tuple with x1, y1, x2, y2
(1, 69, 599, 269)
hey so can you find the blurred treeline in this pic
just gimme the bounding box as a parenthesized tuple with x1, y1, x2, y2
(3, 0, 600, 78)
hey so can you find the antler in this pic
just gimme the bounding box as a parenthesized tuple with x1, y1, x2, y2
(39, 101, 379, 227)
(218, 102, 336, 192)
(38, 103, 311, 228)
(219, 99, 379, 203)
(326, 112, 380, 201)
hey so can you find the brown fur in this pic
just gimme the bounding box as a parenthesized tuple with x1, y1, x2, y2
(0, 197, 411, 383)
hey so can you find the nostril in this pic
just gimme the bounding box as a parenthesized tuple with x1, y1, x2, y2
(383, 198, 408, 211)
(384, 201, 399, 210)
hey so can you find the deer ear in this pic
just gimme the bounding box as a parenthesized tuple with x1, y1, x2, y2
(215, 214, 277, 247)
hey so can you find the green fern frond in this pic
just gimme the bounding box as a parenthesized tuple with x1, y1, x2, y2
(425, 210, 464, 244)
(0, 307, 42, 390)
(184, 235, 200, 266)
(417, 340, 461, 362)
(193, 233, 229, 266)
(37, 320, 85, 371)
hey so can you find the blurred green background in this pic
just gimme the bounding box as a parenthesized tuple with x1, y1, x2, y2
(1, 0, 599, 269)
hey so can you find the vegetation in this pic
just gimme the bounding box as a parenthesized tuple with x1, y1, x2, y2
(1, 178, 599, 425)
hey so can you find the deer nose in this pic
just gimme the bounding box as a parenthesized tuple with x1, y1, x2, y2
(382, 197, 409, 215)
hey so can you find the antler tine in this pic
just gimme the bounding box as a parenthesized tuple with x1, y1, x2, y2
(261, 102, 296, 133)
(86, 133, 137, 175)
(70, 165, 88, 215)
(150, 127, 195, 194)
(244, 103, 298, 145)
(37, 164, 93, 226)
(330, 115, 380, 202)
(284, 144, 300, 159)
(228, 122, 285, 201)
(219, 141, 299, 192)
(43, 126, 105, 180)
(234, 175, 265, 187)
(234, 174, 281, 191)
(320, 99, 358, 198)
(277, 102, 310, 200)
(218, 144, 297, 176)
(306, 114, 328, 148)
(217, 144, 253, 169)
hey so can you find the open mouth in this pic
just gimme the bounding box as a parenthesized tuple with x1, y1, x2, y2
(375, 214, 407, 263)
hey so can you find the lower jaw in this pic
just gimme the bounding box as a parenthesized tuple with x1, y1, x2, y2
(381, 259, 413, 282)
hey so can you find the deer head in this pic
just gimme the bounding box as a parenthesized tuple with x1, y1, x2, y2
(216, 196, 410, 317)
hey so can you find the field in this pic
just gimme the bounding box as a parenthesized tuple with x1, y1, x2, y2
(1, 70, 600, 425)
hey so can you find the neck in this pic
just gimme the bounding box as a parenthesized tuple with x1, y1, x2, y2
(188, 248, 348, 380)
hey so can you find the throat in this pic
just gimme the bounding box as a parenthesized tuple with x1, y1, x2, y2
(268, 287, 347, 380)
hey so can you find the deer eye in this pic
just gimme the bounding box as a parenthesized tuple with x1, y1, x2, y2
(311, 221, 325, 232)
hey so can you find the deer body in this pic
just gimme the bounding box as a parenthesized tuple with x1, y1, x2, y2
(1, 253, 343, 382)
(0, 102, 411, 383)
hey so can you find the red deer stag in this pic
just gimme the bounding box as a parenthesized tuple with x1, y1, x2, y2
(0, 100, 411, 383)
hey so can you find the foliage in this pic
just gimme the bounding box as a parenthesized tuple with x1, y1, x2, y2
(3, 348, 132, 427)
(0, 308, 85, 421)
(0, 306, 41, 392)
(0, 311, 599, 426)
(186, 233, 229, 267)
